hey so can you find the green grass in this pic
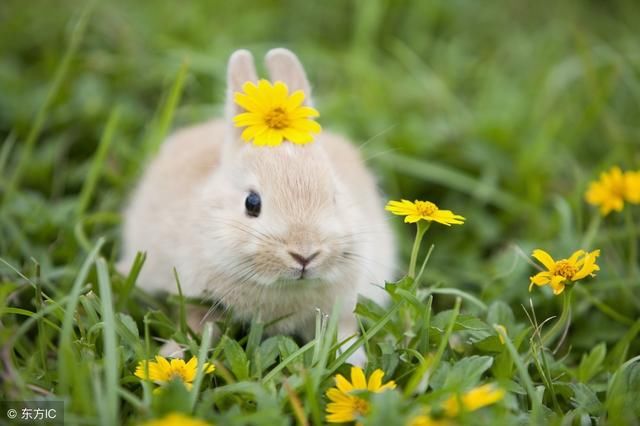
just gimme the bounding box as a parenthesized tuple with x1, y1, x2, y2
(1, 0, 640, 424)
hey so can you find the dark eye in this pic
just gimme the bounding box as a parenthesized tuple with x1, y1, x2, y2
(245, 191, 261, 218)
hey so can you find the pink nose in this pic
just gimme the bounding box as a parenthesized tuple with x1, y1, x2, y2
(289, 251, 320, 268)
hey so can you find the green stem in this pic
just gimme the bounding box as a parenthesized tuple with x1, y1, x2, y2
(408, 221, 430, 278)
(540, 289, 572, 348)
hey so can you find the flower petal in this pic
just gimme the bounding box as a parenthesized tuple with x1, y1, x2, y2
(282, 127, 314, 144)
(550, 275, 566, 295)
(285, 90, 305, 110)
(326, 388, 352, 404)
(335, 374, 353, 393)
(288, 106, 320, 119)
(241, 124, 269, 142)
(532, 249, 556, 271)
(529, 272, 551, 291)
(290, 118, 322, 134)
(233, 112, 264, 127)
(572, 249, 601, 280)
(350, 367, 367, 390)
(367, 369, 384, 391)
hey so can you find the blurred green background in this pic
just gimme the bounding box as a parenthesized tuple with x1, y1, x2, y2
(1, 0, 639, 352)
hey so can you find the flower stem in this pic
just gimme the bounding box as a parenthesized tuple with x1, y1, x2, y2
(540, 289, 572, 349)
(408, 221, 430, 279)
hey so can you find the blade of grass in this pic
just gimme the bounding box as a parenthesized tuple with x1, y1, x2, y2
(427, 288, 488, 311)
(142, 60, 189, 159)
(96, 257, 119, 426)
(58, 237, 104, 396)
(404, 297, 461, 395)
(262, 339, 317, 384)
(189, 322, 213, 411)
(76, 107, 121, 217)
(327, 299, 404, 374)
(495, 324, 541, 423)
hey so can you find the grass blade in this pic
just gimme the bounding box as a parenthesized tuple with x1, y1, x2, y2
(57, 237, 104, 396)
(96, 257, 119, 426)
(76, 107, 121, 217)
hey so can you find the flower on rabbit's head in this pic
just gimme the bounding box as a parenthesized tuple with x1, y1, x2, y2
(585, 166, 640, 216)
(233, 79, 321, 147)
(134, 355, 214, 390)
(325, 367, 396, 423)
(529, 249, 600, 295)
(385, 199, 465, 226)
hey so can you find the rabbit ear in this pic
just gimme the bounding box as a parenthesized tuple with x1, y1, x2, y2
(226, 49, 258, 124)
(265, 48, 313, 106)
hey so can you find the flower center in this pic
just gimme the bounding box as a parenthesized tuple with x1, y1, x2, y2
(264, 107, 289, 129)
(554, 261, 577, 279)
(352, 397, 370, 416)
(415, 201, 438, 216)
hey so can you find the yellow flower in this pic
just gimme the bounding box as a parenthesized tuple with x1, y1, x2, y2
(141, 412, 211, 426)
(325, 367, 396, 423)
(529, 249, 600, 295)
(385, 200, 465, 226)
(442, 384, 505, 416)
(135, 355, 215, 390)
(585, 166, 640, 215)
(625, 170, 640, 204)
(233, 79, 321, 146)
(407, 415, 454, 426)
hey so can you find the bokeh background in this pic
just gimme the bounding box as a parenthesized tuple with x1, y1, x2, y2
(1, 0, 639, 355)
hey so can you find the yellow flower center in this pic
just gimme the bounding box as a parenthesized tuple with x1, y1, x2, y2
(554, 261, 577, 279)
(415, 201, 438, 216)
(264, 107, 290, 129)
(352, 397, 370, 416)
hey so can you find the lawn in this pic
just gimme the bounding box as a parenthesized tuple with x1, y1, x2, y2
(1, 0, 640, 425)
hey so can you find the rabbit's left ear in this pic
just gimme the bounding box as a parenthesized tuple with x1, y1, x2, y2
(265, 48, 313, 106)
(226, 49, 258, 122)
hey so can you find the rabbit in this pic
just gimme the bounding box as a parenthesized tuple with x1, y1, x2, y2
(119, 48, 396, 365)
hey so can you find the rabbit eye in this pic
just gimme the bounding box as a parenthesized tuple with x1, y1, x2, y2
(245, 191, 261, 218)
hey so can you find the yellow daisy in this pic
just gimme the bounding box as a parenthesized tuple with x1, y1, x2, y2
(442, 384, 505, 416)
(585, 166, 640, 215)
(233, 79, 321, 146)
(385, 199, 465, 226)
(625, 170, 640, 204)
(135, 355, 215, 390)
(141, 412, 211, 426)
(529, 249, 600, 295)
(325, 367, 396, 423)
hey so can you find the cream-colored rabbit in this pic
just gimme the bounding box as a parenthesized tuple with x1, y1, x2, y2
(120, 48, 395, 365)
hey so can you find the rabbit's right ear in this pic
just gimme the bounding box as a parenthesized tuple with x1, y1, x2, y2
(225, 49, 258, 135)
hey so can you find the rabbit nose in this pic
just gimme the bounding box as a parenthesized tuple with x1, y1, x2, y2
(289, 251, 320, 268)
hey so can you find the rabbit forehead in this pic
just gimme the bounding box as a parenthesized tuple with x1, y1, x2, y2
(243, 144, 337, 208)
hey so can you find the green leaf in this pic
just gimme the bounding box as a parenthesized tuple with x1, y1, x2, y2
(223, 336, 250, 381)
(577, 342, 606, 383)
(442, 355, 494, 390)
(569, 383, 604, 416)
(606, 357, 640, 424)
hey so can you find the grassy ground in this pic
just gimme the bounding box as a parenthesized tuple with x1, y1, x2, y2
(1, 0, 640, 424)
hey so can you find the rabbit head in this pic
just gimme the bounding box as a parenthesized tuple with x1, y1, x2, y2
(198, 49, 366, 289)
